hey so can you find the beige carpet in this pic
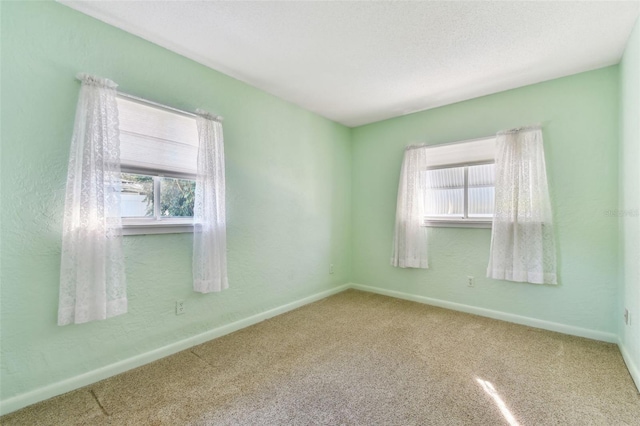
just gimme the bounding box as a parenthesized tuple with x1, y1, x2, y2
(2, 290, 639, 425)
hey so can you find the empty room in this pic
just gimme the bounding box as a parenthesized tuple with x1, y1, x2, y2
(1, 0, 639, 424)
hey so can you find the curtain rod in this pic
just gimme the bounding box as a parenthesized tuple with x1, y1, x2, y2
(75, 75, 223, 122)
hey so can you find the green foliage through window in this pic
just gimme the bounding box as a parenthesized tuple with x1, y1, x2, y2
(121, 173, 195, 217)
(161, 177, 195, 217)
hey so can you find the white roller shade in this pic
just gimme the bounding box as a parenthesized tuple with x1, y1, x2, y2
(117, 97, 199, 177)
(426, 137, 496, 168)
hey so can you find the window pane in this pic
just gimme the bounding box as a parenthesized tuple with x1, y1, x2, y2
(160, 177, 196, 217)
(468, 164, 495, 218)
(120, 173, 154, 217)
(424, 167, 464, 218)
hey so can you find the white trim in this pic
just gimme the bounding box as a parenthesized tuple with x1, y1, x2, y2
(423, 135, 497, 150)
(426, 159, 495, 171)
(0, 284, 350, 416)
(424, 220, 492, 229)
(122, 221, 194, 235)
(122, 218, 194, 235)
(618, 340, 640, 392)
(121, 166, 196, 181)
(2, 282, 629, 416)
(350, 283, 618, 343)
(423, 137, 496, 168)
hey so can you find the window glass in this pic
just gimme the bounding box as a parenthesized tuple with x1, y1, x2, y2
(422, 136, 496, 226)
(120, 173, 153, 217)
(160, 177, 196, 217)
(468, 164, 495, 218)
(423, 163, 495, 224)
(424, 167, 464, 218)
(119, 174, 196, 219)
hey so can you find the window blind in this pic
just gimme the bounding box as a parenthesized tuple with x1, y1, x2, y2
(425, 137, 496, 168)
(117, 96, 199, 177)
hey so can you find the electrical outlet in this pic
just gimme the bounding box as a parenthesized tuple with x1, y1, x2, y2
(467, 276, 474, 287)
(176, 300, 185, 315)
(329, 264, 334, 274)
(624, 308, 630, 325)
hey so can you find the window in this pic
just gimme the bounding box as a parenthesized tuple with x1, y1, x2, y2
(120, 173, 196, 218)
(117, 96, 199, 235)
(422, 137, 496, 228)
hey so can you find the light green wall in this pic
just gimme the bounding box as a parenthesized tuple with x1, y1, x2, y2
(0, 1, 351, 402)
(619, 17, 640, 383)
(351, 67, 620, 334)
(1, 0, 635, 411)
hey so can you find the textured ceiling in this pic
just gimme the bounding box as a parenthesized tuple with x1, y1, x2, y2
(60, 1, 639, 127)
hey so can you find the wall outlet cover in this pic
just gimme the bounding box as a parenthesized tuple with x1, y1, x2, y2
(176, 300, 185, 315)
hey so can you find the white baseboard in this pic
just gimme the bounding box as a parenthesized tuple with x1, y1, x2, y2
(349, 283, 619, 343)
(1, 282, 628, 415)
(619, 341, 640, 392)
(0, 284, 350, 416)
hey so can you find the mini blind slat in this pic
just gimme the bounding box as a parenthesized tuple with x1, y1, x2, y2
(468, 187, 495, 216)
(468, 164, 496, 216)
(424, 167, 464, 189)
(424, 167, 464, 216)
(468, 163, 495, 187)
(117, 97, 198, 176)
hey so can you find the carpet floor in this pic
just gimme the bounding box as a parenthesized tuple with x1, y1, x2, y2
(2, 290, 639, 425)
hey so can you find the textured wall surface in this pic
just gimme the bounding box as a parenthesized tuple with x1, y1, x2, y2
(351, 67, 620, 334)
(619, 17, 640, 381)
(0, 0, 633, 412)
(0, 2, 351, 402)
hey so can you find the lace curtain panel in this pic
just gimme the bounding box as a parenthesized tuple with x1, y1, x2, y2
(58, 74, 127, 325)
(391, 145, 429, 268)
(193, 110, 229, 293)
(487, 126, 557, 285)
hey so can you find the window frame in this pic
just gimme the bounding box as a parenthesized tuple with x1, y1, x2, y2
(423, 160, 495, 229)
(121, 169, 196, 236)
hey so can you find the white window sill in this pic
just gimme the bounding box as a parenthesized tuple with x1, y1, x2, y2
(424, 219, 492, 229)
(122, 218, 193, 235)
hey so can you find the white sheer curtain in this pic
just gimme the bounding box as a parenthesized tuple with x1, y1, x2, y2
(391, 145, 429, 268)
(487, 125, 557, 284)
(193, 110, 228, 293)
(58, 74, 127, 325)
